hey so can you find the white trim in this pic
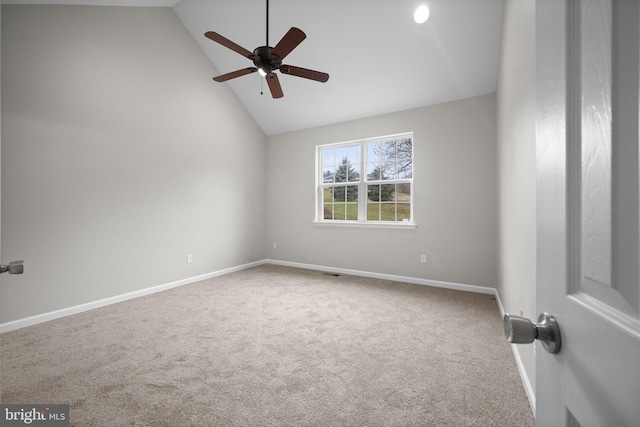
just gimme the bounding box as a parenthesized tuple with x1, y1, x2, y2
(265, 259, 496, 294)
(312, 220, 417, 230)
(316, 132, 414, 224)
(0, 260, 266, 333)
(493, 291, 536, 416)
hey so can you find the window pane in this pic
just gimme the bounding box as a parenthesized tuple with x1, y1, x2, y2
(367, 183, 385, 221)
(365, 137, 414, 180)
(397, 203, 411, 221)
(367, 184, 381, 202)
(323, 148, 335, 166)
(334, 159, 360, 183)
(380, 203, 396, 221)
(323, 187, 334, 202)
(366, 163, 377, 180)
(398, 160, 412, 179)
(368, 184, 394, 202)
(365, 183, 411, 222)
(346, 185, 358, 202)
(348, 164, 360, 182)
(397, 138, 413, 178)
(323, 204, 333, 220)
(367, 142, 381, 163)
(331, 203, 356, 220)
(322, 148, 337, 183)
(398, 183, 411, 201)
(397, 138, 413, 159)
(397, 183, 411, 221)
(334, 160, 347, 183)
(323, 167, 335, 183)
(368, 202, 379, 220)
(382, 162, 395, 180)
(367, 202, 380, 221)
(329, 185, 359, 203)
(368, 164, 387, 181)
(381, 184, 395, 202)
(331, 202, 358, 221)
(346, 202, 358, 220)
(383, 140, 396, 159)
(381, 141, 396, 180)
(347, 145, 360, 163)
(380, 184, 397, 202)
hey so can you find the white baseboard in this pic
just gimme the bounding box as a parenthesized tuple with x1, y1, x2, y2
(265, 259, 497, 295)
(0, 259, 500, 333)
(0, 260, 266, 333)
(493, 291, 536, 416)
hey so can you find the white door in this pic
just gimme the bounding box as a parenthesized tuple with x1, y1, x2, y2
(536, 0, 640, 425)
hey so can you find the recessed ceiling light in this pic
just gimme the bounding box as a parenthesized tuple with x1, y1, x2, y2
(414, 5, 430, 24)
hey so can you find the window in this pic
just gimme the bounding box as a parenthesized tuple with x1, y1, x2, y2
(316, 133, 414, 227)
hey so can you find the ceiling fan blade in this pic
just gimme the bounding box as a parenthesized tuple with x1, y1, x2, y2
(271, 27, 306, 60)
(213, 67, 258, 82)
(266, 73, 284, 99)
(280, 65, 329, 83)
(205, 31, 256, 59)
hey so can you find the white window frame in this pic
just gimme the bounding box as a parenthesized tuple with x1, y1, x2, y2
(314, 132, 416, 229)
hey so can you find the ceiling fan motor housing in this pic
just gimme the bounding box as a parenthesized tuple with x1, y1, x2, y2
(253, 46, 282, 75)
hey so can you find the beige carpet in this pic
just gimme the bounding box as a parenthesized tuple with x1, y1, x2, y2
(1, 264, 534, 426)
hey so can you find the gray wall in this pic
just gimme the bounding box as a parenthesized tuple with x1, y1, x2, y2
(497, 0, 537, 397)
(266, 94, 499, 288)
(0, 5, 267, 323)
(1, 5, 508, 331)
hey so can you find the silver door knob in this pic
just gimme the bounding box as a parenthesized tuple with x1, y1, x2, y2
(0, 260, 24, 275)
(503, 312, 561, 354)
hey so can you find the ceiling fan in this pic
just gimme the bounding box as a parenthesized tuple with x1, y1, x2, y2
(204, 0, 329, 99)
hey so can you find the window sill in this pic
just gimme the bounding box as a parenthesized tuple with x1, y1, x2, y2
(312, 221, 417, 230)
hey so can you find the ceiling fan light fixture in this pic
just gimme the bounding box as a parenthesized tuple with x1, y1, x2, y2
(258, 68, 267, 77)
(414, 5, 430, 24)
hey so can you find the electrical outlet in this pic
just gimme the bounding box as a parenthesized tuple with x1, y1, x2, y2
(420, 254, 427, 264)
(273, 243, 277, 249)
(187, 254, 193, 264)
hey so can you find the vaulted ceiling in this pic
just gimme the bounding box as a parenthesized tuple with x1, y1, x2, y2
(2, 0, 505, 135)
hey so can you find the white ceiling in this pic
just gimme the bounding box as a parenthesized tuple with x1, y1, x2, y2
(2, 0, 505, 136)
